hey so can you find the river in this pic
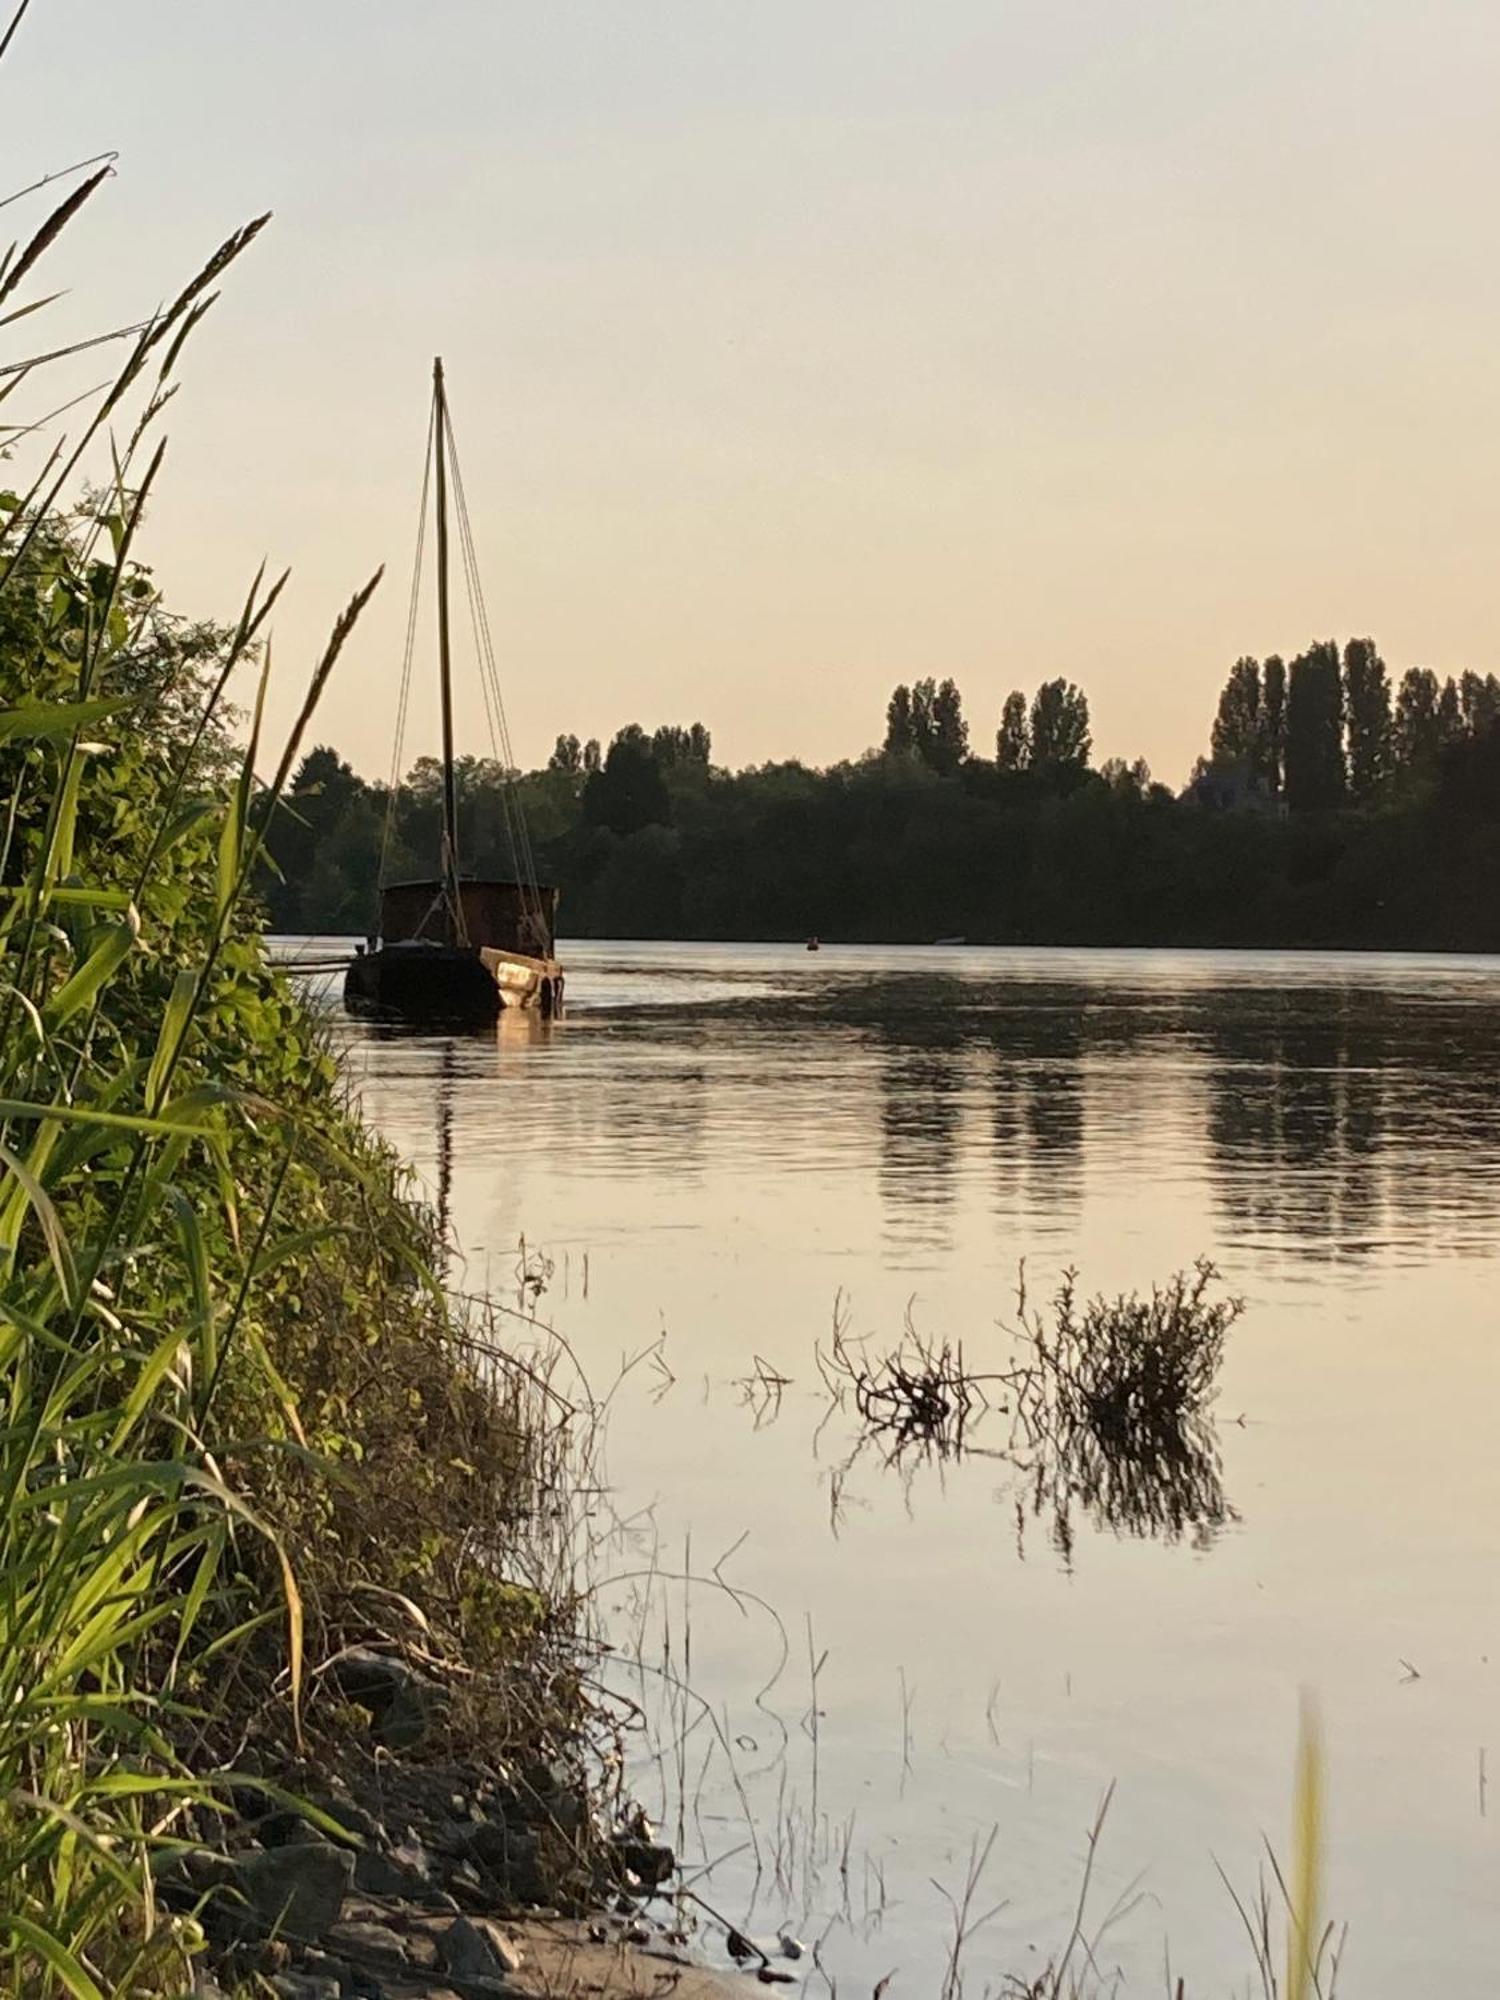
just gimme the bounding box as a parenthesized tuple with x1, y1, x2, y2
(290, 939, 1500, 1997)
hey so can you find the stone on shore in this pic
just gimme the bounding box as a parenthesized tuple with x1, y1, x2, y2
(439, 1913, 524, 1980)
(236, 1839, 353, 1938)
(331, 1645, 450, 1751)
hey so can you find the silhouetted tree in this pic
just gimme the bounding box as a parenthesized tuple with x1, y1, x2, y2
(1100, 756, 1152, 798)
(1029, 679, 1091, 772)
(1284, 644, 1344, 810)
(885, 684, 916, 758)
(261, 648, 1500, 953)
(1259, 655, 1287, 796)
(1210, 657, 1262, 769)
(909, 678, 938, 766)
(1394, 668, 1440, 773)
(652, 722, 712, 767)
(1460, 671, 1500, 738)
(1436, 714, 1500, 819)
(1342, 638, 1391, 801)
(583, 724, 671, 835)
(996, 690, 1029, 771)
(1437, 676, 1462, 745)
(927, 678, 969, 775)
(262, 746, 375, 930)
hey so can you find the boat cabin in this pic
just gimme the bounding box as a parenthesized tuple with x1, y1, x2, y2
(379, 877, 558, 960)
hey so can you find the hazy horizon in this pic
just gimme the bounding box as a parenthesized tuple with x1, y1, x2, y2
(7, 1, 1499, 789)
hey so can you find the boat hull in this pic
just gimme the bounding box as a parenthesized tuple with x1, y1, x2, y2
(344, 943, 562, 1025)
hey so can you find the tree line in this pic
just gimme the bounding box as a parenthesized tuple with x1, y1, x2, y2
(1199, 641, 1500, 809)
(260, 640, 1500, 949)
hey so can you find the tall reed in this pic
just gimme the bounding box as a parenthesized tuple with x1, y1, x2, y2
(0, 117, 383, 1994)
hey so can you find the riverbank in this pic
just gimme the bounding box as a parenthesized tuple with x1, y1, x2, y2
(0, 445, 675, 1993)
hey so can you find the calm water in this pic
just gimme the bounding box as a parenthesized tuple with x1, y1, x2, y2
(292, 941, 1500, 1996)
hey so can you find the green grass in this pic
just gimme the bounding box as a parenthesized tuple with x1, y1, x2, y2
(0, 88, 588, 1999)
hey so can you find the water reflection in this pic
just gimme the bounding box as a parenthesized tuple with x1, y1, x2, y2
(875, 1031, 967, 1251)
(1198, 989, 1500, 1258)
(1013, 1411, 1233, 1563)
(801, 970, 1500, 1262)
(344, 956, 1500, 1276)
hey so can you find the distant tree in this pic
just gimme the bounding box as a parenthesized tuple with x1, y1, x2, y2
(884, 684, 916, 757)
(652, 722, 712, 767)
(927, 678, 969, 775)
(996, 690, 1029, 772)
(1100, 755, 1152, 798)
(582, 737, 602, 775)
(1459, 671, 1500, 738)
(1259, 655, 1287, 796)
(1210, 657, 1262, 769)
(1342, 637, 1391, 801)
(263, 746, 372, 930)
(909, 678, 938, 766)
(548, 733, 583, 775)
(583, 723, 671, 835)
(1029, 678, 1091, 772)
(1435, 709, 1500, 819)
(1283, 644, 1345, 811)
(1393, 667, 1441, 772)
(1437, 676, 1462, 745)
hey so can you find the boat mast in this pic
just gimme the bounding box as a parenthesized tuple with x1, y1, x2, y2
(432, 356, 466, 943)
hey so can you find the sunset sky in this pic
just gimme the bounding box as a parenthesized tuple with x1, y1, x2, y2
(7, 1, 1499, 787)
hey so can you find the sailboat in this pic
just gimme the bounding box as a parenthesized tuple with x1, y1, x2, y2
(345, 359, 564, 1025)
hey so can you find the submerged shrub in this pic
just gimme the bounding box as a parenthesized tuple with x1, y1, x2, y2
(1020, 1259, 1240, 1451)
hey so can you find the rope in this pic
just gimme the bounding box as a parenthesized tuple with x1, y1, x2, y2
(377, 396, 436, 898)
(441, 402, 548, 946)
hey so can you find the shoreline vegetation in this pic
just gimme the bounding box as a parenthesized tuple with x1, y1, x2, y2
(0, 93, 1342, 2000)
(265, 660, 1500, 956)
(0, 145, 698, 1999)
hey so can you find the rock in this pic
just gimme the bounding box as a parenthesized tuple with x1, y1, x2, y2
(325, 1917, 411, 1965)
(340, 1895, 404, 1925)
(156, 1846, 240, 1909)
(439, 1915, 523, 1981)
(237, 1840, 354, 1939)
(610, 1836, 675, 1889)
(257, 1815, 341, 1853)
(531, 1785, 587, 1835)
(353, 1838, 433, 1899)
(258, 1799, 384, 1851)
(270, 1977, 341, 2000)
(331, 1647, 449, 1751)
(461, 1822, 544, 1904)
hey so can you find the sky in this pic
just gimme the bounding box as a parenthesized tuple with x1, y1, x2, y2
(5, 0, 1500, 788)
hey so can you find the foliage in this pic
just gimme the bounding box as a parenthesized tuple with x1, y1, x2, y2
(884, 676, 968, 774)
(0, 135, 580, 2000)
(995, 688, 1028, 772)
(268, 654, 1500, 948)
(1211, 655, 1262, 771)
(1342, 637, 1390, 802)
(1028, 676, 1091, 772)
(1284, 644, 1345, 811)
